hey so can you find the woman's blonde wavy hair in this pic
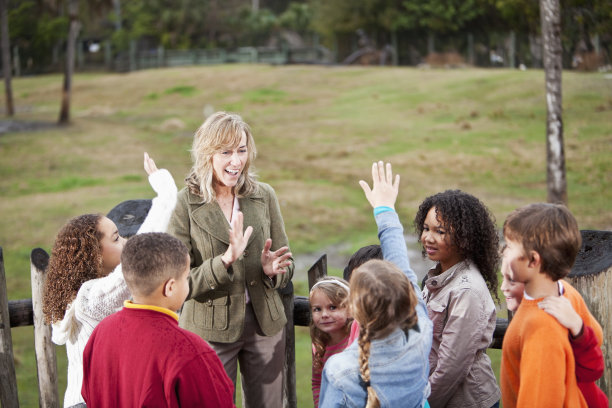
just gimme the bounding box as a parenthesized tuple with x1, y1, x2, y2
(185, 111, 258, 201)
(350, 259, 419, 408)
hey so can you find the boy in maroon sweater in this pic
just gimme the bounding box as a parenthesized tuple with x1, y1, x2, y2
(82, 232, 234, 408)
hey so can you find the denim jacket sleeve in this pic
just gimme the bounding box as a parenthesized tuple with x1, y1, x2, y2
(375, 210, 428, 318)
(319, 368, 347, 408)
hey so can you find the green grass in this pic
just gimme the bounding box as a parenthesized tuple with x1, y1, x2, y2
(1, 65, 610, 407)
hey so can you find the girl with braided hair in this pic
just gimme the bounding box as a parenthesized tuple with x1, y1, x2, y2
(415, 190, 500, 407)
(319, 162, 433, 408)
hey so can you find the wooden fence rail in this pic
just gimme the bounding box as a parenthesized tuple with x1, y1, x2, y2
(2, 226, 610, 407)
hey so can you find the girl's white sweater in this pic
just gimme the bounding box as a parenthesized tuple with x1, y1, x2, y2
(51, 169, 177, 407)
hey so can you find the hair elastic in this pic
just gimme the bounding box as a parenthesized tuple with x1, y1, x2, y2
(310, 279, 350, 294)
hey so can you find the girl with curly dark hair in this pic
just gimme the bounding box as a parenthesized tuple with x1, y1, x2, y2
(414, 190, 501, 408)
(42, 153, 177, 408)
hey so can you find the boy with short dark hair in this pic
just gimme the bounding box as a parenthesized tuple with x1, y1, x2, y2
(500, 203, 601, 408)
(342, 244, 383, 281)
(82, 232, 234, 407)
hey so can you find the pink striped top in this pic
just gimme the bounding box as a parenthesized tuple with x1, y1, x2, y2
(311, 320, 360, 407)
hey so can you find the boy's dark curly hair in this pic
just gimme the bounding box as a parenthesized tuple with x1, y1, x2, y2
(414, 190, 500, 302)
(43, 214, 105, 324)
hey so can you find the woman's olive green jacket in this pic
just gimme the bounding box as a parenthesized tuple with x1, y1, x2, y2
(168, 182, 294, 343)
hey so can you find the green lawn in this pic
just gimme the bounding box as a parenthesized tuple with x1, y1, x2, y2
(1, 64, 610, 407)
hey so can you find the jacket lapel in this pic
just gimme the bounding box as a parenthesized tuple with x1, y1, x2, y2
(239, 188, 265, 249)
(188, 187, 266, 247)
(190, 196, 230, 245)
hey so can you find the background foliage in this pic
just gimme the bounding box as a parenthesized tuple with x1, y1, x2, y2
(4, 0, 611, 73)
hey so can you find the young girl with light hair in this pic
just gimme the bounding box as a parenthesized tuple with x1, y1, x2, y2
(320, 162, 433, 408)
(309, 276, 359, 407)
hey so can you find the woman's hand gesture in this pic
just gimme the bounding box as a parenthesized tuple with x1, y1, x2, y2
(221, 212, 253, 269)
(359, 161, 400, 209)
(261, 239, 292, 279)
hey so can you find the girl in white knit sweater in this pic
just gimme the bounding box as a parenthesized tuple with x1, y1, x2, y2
(42, 153, 177, 408)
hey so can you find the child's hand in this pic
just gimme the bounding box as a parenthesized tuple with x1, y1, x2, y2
(538, 295, 584, 337)
(359, 161, 400, 209)
(261, 239, 292, 279)
(221, 212, 253, 268)
(144, 152, 158, 175)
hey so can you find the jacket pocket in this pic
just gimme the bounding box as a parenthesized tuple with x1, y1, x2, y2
(264, 289, 282, 321)
(428, 300, 448, 335)
(194, 291, 229, 330)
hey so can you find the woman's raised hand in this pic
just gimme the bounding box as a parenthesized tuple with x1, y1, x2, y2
(261, 239, 292, 279)
(144, 152, 159, 176)
(221, 212, 253, 268)
(359, 161, 400, 209)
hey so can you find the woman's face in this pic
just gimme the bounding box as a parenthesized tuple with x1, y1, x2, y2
(98, 216, 126, 275)
(421, 207, 463, 272)
(211, 132, 248, 190)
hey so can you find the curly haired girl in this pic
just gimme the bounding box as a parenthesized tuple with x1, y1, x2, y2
(414, 189, 500, 408)
(320, 161, 432, 408)
(309, 276, 357, 407)
(42, 153, 177, 408)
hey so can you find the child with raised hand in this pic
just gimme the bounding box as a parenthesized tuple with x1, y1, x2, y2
(42, 153, 177, 408)
(500, 203, 600, 407)
(415, 190, 500, 407)
(501, 257, 607, 407)
(82, 233, 234, 407)
(310, 276, 358, 407)
(319, 162, 433, 408)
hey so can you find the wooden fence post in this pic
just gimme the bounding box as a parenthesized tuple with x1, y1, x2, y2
(281, 282, 296, 408)
(307, 254, 327, 290)
(0, 246, 19, 408)
(30, 248, 59, 408)
(566, 230, 612, 398)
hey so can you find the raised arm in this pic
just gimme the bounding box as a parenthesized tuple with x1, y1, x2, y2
(76, 153, 177, 325)
(358, 161, 418, 287)
(137, 152, 178, 234)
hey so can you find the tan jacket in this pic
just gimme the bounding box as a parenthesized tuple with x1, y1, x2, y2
(168, 182, 294, 343)
(422, 260, 501, 408)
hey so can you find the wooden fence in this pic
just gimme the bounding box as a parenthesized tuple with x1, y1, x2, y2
(1, 216, 610, 407)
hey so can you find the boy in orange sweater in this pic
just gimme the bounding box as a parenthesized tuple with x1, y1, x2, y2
(82, 232, 235, 407)
(500, 203, 599, 408)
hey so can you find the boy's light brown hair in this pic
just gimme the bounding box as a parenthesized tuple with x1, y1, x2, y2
(121, 232, 189, 296)
(503, 203, 581, 280)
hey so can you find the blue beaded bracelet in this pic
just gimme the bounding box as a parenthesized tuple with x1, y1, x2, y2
(373, 206, 395, 216)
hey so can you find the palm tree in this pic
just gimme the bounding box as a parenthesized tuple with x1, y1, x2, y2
(540, 0, 567, 204)
(1, 0, 14, 117)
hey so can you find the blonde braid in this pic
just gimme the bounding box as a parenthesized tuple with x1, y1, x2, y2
(358, 327, 380, 408)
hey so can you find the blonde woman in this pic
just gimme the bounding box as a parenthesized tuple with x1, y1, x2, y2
(168, 111, 294, 408)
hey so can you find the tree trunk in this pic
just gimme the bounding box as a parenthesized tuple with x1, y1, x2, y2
(58, 0, 80, 125)
(1, 0, 14, 117)
(540, 0, 567, 204)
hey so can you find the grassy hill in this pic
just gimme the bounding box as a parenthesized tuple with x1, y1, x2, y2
(1, 64, 610, 407)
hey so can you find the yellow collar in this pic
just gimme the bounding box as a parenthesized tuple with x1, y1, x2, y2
(123, 300, 179, 322)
